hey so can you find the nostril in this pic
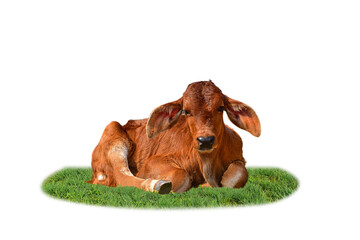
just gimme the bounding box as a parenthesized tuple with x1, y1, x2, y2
(197, 136, 215, 149)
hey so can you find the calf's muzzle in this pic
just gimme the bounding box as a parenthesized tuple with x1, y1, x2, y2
(197, 136, 215, 151)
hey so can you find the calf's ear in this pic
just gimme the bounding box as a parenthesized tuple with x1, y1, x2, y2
(146, 98, 183, 138)
(224, 96, 261, 137)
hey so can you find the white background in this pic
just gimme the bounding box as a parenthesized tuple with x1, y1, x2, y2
(1, 0, 359, 239)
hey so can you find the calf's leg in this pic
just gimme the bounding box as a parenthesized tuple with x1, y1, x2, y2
(88, 121, 171, 194)
(137, 156, 192, 193)
(220, 160, 248, 188)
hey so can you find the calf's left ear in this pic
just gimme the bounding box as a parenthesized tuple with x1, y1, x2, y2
(224, 96, 261, 137)
(146, 98, 183, 138)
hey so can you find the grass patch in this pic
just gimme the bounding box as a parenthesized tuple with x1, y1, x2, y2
(42, 167, 298, 208)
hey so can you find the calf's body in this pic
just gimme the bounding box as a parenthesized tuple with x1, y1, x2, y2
(88, 81, 260, 193)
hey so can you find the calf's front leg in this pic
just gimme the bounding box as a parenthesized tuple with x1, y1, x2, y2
(220, 160, 248, 188)
(137, 156, 192, 193)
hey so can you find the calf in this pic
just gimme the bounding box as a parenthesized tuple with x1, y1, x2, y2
(88, 80, 261, 194)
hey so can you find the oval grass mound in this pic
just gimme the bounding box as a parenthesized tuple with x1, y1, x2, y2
(42, 167, 298, 208)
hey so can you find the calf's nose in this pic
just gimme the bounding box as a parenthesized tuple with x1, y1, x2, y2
(197, 136, 215, 150)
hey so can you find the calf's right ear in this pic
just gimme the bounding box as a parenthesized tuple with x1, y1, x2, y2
(146, 98, 183, 138)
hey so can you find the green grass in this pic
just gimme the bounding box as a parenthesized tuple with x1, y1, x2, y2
(42, 167, 298, 208)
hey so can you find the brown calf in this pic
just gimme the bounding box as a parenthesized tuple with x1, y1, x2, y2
(88, 80, 261, 194)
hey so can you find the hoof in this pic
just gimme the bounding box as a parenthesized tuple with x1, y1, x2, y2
(154, 180, 172, 194)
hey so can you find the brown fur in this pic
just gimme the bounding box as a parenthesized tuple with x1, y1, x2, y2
(88, 80, 260, 193)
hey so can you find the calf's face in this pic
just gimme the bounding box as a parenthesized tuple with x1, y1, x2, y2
(181, 82, 225, 152)
(146, 81, 261, 153)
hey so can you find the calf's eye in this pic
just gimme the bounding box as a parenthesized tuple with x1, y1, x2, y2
(218, 106, 225, 112)
(182, 110, 191, 116)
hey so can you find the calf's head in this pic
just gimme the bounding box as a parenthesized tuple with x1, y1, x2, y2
(146, 81, 261, 153)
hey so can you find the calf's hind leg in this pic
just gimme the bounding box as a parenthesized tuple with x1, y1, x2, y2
(88, 121, 172, 194)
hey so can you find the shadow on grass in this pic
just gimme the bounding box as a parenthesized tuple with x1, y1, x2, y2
(42, 167, 298, 208)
